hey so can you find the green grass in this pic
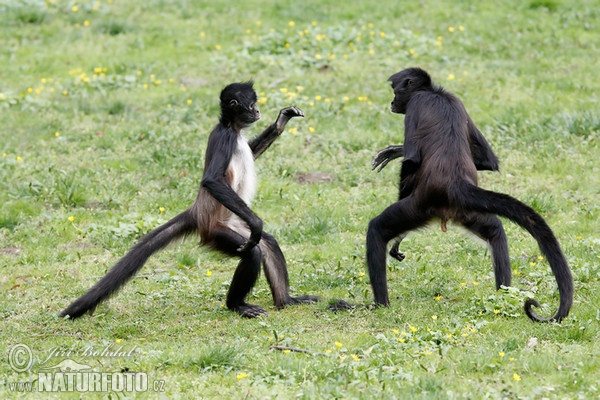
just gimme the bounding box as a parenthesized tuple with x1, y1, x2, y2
(1, 0, 599, 398)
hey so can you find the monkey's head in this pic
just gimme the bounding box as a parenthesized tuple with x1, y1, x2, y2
(388, 67, 433, 114)
(220, 81, 261, 128)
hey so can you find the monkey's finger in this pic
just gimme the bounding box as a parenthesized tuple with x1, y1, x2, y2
(372, 154, 390, 171)
(376, 159, 391, 172)
(282, 106, 305, 118)
(237, 240, 257, 253)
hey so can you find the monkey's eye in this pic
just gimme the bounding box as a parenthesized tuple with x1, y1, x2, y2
(402, 79, 413, 88)
(229, 99, 239, 107)
(249, 103, 256, 110)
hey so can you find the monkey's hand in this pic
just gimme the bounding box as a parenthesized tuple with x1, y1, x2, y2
(237, 218, 263, 253)
(275, 106, 305, 132)
(371, 145, 404, 172)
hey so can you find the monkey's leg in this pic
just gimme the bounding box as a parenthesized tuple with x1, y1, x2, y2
(367, 198, 430, 306)
(259, 232, 320, 308)
(460, 213, 511, 289)
(208, 229, 266, 318)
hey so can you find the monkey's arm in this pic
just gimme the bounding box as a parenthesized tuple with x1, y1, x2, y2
(372, 145, 404, 172)
(249, 107, 304, 158)
(468, 117, 500, 171)
(201, 132, 263, 252)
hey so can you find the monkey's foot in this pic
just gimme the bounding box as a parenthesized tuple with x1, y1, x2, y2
(389, 249, 406, 262)
(235, 303, 267, 318)
(289, 295, 321, 304)
(328, 299, 355, 311)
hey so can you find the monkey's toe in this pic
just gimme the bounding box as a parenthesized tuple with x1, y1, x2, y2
(328, 299, 355, 311)
(289, 295, 321, 304)
(237, 304, 267, 318)
(390, 250, 406, 262)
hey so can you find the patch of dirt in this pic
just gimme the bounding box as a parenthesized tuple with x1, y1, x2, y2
(296, 172, 335, 184)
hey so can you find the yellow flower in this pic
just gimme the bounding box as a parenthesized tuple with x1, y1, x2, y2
(325, 349, 331, 354)
(432, 315, 438, 321)
(288, 21, 295, 27)
(530, 262, 536, 267)
(55, 132, 60, 137)
(159, 207, 165, 213)
(289, 127, 298, 134)
(499, 351, 505, 357)
(68, 216, 75, 222)
(315, 54, 322, 60)
(236, 373, 248, 380)
(448, 74, 456, 80)
(311, 21, 317, 27)
(206, 270, 212, 277)
(459, 25, 465, 31)
(397, 338, 405, 343)
(493, 309, 500, 315)
(62, 90, 69, 96)
(513, 373, 521, 382)
(434, 294, 442, 301)
(315, 95, 322, 101)
(308, 127, 315, 133)
(284, 43, 291, 49)
(283, 350, 291, 354)
(187, 99, 192, 105)
(351, 354, 360, 362)
(576, 235, 583, 240)
(116, 339, 122, 344)
(334, 341, 343, 348)
(16, 156, 23, 162)
(537, 255, 544, 261)
(215, 44, 222, 50)
(448, 26, 455, 32)
(258, 97, 267, 105)
(71, 5, 78, 12)
(409, 325, 417, 333)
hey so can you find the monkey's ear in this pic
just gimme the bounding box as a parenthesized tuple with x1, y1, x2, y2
(229, 99, 239, 107)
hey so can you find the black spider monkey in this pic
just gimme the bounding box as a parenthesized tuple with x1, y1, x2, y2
(61, 81, 319, 319)
(372, 117, 500, 262)
(366, 67, 573, 322)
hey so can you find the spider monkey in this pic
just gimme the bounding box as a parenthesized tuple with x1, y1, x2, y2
(372, 118, 500, 262)
(61, 81, 319, 319)
(366, 67, 573, 322)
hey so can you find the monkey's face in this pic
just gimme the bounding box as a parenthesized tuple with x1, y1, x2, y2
(390, 85, 410, 114)
(388, 67, 433, 114)
(220, 82, 261, 127)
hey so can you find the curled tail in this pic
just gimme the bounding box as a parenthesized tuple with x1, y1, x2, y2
(457, 183, 573, 323)
(60, 210, 197, 319)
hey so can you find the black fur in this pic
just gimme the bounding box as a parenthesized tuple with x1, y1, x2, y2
(366, 67, 573, 322)
(61, 82, 318, 319)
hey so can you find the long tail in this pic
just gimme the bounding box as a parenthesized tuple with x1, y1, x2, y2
(60, 210, 197, 319)
(457, 183, 573, 323)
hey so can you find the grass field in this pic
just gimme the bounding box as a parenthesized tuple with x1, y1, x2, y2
(1, 0, 599, 398)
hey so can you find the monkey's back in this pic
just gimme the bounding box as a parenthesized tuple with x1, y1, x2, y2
(407, 91, 478, 207)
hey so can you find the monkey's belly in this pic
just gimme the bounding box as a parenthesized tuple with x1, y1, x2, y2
(228, 137, 257, 204)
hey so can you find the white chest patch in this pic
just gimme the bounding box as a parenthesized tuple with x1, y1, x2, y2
(228, 136, 257, 205)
